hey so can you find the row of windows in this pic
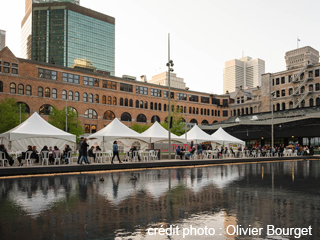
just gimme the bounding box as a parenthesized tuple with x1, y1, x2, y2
(275, 83, 320, 97)
(0, 61, 18, 74)
(272, 69, 320, 86)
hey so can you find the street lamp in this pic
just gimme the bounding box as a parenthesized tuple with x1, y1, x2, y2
(271, 91, 275, 148)
(167, 33, 174, 159)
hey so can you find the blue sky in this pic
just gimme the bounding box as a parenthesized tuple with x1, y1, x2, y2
(1, 0, 320, 94)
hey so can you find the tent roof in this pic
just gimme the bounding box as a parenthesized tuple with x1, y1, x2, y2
(0, 112, 76, 142)
(179, 125, 218, 143)
(88, 118, 148, 142)
(212, 127, 245, 145)
(140, 121, 182, 142)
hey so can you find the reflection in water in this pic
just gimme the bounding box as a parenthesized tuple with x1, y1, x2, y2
(0, 160, 319, 239)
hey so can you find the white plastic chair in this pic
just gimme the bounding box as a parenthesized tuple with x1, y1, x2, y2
(124, 151, 131, 162)
(132, 151, 139, 162)
(154, 150, 159, 160)
(106, 150, 113, 162)
(142, 151, 149, 161)
(228, 150, 235, 158)
(41, 151, 50, 165)
(149, 150, 155, 161)
(25, 151, 33, 166)
(0, 152, 7, 167)
(53, 150, 62, 165)
(292, 150, 298, 156)
(96, 151, 104, 163)
(65, 151, 73, 164)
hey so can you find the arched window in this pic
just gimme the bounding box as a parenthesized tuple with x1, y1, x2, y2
(145, 101, 148, 109)
(129, 99, 133, 107)
(276, 103, 280, 111)
(300, 86, 305, 94)
(215, 110, 217, 116)
(241, 108, 244, 115)
(250, 107, 253, 114)
(38, 87, 43, 97)
(159, 103, 162, 111)
(95, 94, 99, 103)
(26, 85, 32, 95)
(189, 107, 192, 114)
(52, 88, 57, 98)
(107, 96, 112, 105)
(137, 114, 147, 123)
(309, 98, 314, 107)
(193, 107, 195, 114)
(83, 93, 88, 102)
(140, 100, 143, 109)
(282, 102, 286, 110)
(136, 100, 139, 108)
(150, 102, 154, 110)
(207, 109, 209, 115)
(289, 101, 293, 109)
(18, 84, 24, 94)
(125, 98, 128, 106)
(154, 102, 158, 110)
(309, 84, 313, 92)
(113, 97, 117, 105)
(289, 88, 293, 95)
(196, 108, 199, 114)
(102, 95, 106, 104)
(84, 109, 98, 119)
(89, 93, 93, 103)
(218, 110, 220, 117)
(201, 120, 209, 125)
(121, 112, 132, 122)
(233, 110, 236, 116)
(62, 90, 67, 100)
(10, 83, 16, 94)
(75, 92, 79, 101)
(103, 110, 115, 120)
(151, 115, 160, 123)
(69, 107, 78, 116)
(316, 83, 320, 91)
(0, 81, 3, 92)
(45, 87, 50, 98)
(190, 119, 198, 124)
(316, 98, 320, 106)
(39, 104, 52, 115)
(17, 102, 30, 114)
(68, 91, 73, 100)
(301, 100, 305, 108)
(245, 108, 248, 115)
(212, 110, 214, 116)
(201, 108, 203, 115)
(237, 109, 240, 116)
(120, 98, 124, 106)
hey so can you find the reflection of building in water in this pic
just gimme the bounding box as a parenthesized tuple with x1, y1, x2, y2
(1, 161, 319, 239)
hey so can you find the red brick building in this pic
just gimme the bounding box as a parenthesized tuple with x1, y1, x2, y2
(0, 47, 229, 134)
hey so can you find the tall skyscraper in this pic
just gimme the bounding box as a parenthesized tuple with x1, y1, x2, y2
(21, 0, 115, 75)
(0, 30, 6, 51)
(223, 56, 265, 93)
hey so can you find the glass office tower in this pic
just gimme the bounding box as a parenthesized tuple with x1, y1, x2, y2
(30, 2, 115, 75)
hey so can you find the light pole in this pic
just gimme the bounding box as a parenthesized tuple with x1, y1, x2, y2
(65, 100, 68, 132)
(167, 33, 174, 159)
(271, 91, 275, 149)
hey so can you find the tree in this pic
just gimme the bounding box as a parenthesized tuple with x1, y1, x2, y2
(48, 106, 84, 138)
(0, 97, 28, 133)
(130, 123, 150, 133)
(160, 104, 186, 136)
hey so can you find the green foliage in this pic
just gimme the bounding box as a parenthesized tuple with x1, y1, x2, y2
(130, 123, 150, 133)
(160, 104, 186, 136)
(48, 106, 84, 139)
(0, 97, 28, 133)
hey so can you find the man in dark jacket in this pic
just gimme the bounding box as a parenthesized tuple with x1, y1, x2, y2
(77, 137, 84, 164)
(88, 146, 96, 162)
(0, 144, 14, 166)
(79, 138, 90, 164)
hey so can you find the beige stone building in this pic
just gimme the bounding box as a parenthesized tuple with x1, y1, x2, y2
(148, 71, 186, 90)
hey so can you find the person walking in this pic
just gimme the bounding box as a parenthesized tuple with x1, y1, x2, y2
(79, 138, 90, 164)
(77, 137, 84, 164)
(111, 141, 122, 164)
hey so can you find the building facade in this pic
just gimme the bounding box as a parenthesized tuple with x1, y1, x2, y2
(223, 56, 265, 93)
(148, 72, 186, 90)
(0, 47, 229, 134)
(21, 0, 115, 75)
(0, 30, 5, 51)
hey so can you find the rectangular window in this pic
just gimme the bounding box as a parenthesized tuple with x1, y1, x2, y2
(63, 73, 79, 84)
(91, 125, 97, 133)
(281, 89, 286, 97)
(272, 79, 274, 86)
(288, 75, 292, 82)
(0, 60, 2, 72)
(136, 86, 148, 95)
(150, 88, 161, 97)
(189, 95, 199, 102)
(201, 96, 210, 103)
(38, 68, 57, 80)
(164, 91, 174, 99)
(12, 63, 18, 75)
(276, 78, 280, 85)
(85, 124, 90, 133)
(83, 76, 99, 86)
(281, 77, 285, 84)
(120, 83, 133, 92)
(241, 97, 244, 103)
(102, 80, 117, 90)
(315, 69, 319, 77)
(3, 62, 10, 73)
(237, 98, 240, 104)
(177, 93, 187, 100)
(222, 99, 228, 106)
(223, 110, 228, 117)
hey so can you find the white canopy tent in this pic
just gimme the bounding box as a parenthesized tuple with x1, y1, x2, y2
(211, 127, 245, 145)
(0, 112, 76, 151)
(140, 121, 182, 143)
(88, 118, 149, 151)
(179, 124, 219, 143)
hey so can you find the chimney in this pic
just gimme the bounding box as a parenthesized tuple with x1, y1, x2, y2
(140, 75, 147, 82)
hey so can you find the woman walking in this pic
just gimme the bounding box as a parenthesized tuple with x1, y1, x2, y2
(111, 141, 122, 164)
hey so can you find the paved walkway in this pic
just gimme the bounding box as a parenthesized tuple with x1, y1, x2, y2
(1, 155, 319, 177)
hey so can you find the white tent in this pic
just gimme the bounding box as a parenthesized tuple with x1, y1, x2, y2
(211, 127, 245, 145)
(140, 121, 182, 143)
(0, 112, 76, 151)
(179, 124, 219, 143)
(88, 118, 149, 151)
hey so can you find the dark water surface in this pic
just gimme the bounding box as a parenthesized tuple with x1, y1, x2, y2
(0, 160, 319, 240)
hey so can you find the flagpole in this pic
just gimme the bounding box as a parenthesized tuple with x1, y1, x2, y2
(297, 37, 299, 49)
